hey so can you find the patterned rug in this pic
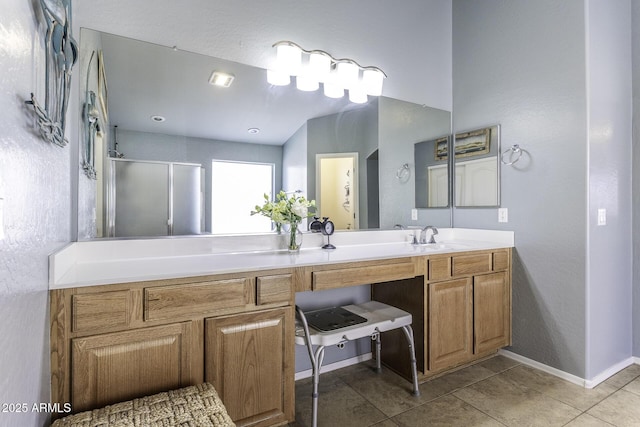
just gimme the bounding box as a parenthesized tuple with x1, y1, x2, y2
(51, 383, 235, 427)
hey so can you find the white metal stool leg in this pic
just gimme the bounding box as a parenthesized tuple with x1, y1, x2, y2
(373, 331, 382, 373)
(295, 303, 421, 427)
(401, 324, 421, 396)
(311, 345, 325, 427)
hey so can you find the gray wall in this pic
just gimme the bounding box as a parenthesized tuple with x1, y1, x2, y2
(283, 123, 308, 197)
(0, 2, 72, 426)
(633, 0, 640, 358)
(453, 0, 634, 380)
(116, 129, 283, 233)
(453, 0, 588, 377)
(306, 104, 379, 229)
(585, 0, 632, 380)
(378, 98, 452, 229)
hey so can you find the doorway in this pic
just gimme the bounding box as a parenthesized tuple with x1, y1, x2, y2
(316, 153, 358, 230)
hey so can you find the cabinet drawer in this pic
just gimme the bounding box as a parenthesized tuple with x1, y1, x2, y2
(257, 274, 293, 306)
(72, 291, 132, 333)
(312, 261, 416, 290)
(144, 278, 252, 321)
(452, 253, 493, 277)
(493, 250, 510, 272)
(428, 257, 452, 281)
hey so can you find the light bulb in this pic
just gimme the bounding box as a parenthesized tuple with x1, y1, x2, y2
(267, 69, 291, 86)
(348, 84, 368, 104)
(296, 71, 319, 91)
(363, 68, 384, 96)
(275, 43, 302, 76)
(336, 60, 359, 89)
(324, 82, 344, 98)
(309, 51, 331, 82)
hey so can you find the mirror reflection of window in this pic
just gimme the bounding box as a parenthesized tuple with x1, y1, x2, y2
(211, 161, 274, 234)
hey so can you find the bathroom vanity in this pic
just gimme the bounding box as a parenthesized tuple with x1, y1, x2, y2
(49, 229, 513, 426)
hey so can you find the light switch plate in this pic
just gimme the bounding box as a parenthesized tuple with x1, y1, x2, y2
(597, 208, 606, 226)
(411, 209, 418, 221)
(498, 208, 508, 223)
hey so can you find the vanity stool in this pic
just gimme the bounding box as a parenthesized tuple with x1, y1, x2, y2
(295, 301, 420, 427)
(50, 383, 235, 427)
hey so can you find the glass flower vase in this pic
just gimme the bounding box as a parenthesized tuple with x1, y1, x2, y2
(288, 222, 303, 252)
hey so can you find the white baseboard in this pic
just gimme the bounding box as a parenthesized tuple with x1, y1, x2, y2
(294, 354, 372, 381)
(499, 349, 639, 389)
(584, 357, 636, 388)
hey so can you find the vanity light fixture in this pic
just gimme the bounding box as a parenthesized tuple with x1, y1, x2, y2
(209, 71, 235, 88)
(267, 41, 386, 103)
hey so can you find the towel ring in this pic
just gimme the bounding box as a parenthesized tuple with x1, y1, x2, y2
(396, 163, 410, 181)
(501, 144, 523, 166)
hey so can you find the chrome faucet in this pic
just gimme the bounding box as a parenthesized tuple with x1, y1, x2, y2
(419, 225, 438, 244)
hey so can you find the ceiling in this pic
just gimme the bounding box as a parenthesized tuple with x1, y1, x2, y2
(98, 30, 366, 145)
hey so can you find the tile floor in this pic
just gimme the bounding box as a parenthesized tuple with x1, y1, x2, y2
(289, 356, 640, 426)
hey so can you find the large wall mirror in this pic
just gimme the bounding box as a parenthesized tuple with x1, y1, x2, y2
(414, 125, 501, 211)
(76, 28, 452, 240)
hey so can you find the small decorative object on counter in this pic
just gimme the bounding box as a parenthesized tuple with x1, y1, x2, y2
(320, 217, 336, 250)
(308, 217, 323, 232)
(251, 191, 316, 252)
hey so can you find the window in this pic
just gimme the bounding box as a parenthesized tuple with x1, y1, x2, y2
(211, 160, 274, 234)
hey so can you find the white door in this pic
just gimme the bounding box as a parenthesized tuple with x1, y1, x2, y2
(455, 156, 498, 206)
(427, 164, 449, 207)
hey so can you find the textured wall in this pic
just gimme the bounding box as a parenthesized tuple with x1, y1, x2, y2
(632, 1, 640, 358)
(73, 0, 453, 112)
(306, 104, 378, 229)
(378, 98, 452, 229)
(452, 0, 589, 377)
(585, 0, 632, 380)
(282, 123, 308, 197)
(0, 1, 71, 425)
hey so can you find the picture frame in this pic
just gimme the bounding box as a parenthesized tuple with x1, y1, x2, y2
(453, 127, 491, 159)
(434, 136, 450, 161)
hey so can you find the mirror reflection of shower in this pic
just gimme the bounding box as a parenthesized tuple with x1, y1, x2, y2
(109, 125, 125, 158)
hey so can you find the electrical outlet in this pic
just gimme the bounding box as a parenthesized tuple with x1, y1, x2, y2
(411, 209, 418, 221)
(498, 208, 508, 223)
(597, 208, 606, 226)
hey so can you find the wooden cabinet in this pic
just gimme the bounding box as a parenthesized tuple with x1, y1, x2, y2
(428, 278, 473, 371)
(373, 248, 512, 380)
(51, 247, 510, 425)
(71, 322, 196, 412)
(474, 271, 510, 354)
(50, 269, 296, 425)
(205, 308, 294, 427)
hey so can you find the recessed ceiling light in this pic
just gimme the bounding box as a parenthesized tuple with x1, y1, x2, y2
(247, 128, 260, 134)
(209, 71, 235, 88)
(150, 115, 166, 122)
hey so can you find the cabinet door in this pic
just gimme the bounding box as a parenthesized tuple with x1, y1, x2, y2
(71, 322, 195, 412)
(429, 278, 473, 371)
(474, 272, 510, 354)
(205, 307, 294, 427)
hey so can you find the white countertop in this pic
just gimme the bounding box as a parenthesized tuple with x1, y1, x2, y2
(49, 228, 514, 289)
